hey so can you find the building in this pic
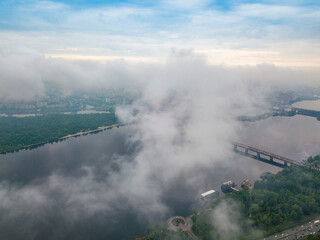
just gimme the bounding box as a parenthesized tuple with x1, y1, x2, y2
(221, 181, 238, 193)
(241, 179, 253, 190)
(201, 190, 220, 201)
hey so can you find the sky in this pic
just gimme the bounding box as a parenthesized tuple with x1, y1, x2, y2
(0, 0, 319, 67)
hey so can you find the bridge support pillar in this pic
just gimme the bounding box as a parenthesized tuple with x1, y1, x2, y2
(284, 162, 288, 167)
(270, 157, 273, 162)
(257, 153, 260, 159)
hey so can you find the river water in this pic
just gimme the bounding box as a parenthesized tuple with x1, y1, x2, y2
(292, 99, 320, 111)
(236, 115, 320, 161)
(0, 112, 319, 239)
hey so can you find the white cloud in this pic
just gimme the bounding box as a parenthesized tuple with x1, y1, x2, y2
(1, 1, 319, 67)
(0, 46, 319, 102)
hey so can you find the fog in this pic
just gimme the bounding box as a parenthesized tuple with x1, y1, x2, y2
(0, 126, 282, 239)
(237, 115, 320, 161)
(0, 47, 319, 239)
(1, 47, 319, 101)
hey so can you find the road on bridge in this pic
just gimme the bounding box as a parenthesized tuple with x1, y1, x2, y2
(233, 142, 320, 171)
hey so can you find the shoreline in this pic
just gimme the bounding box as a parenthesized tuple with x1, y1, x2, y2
(0, 123, 121, 155)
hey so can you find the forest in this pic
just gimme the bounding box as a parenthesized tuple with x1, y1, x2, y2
(191, 163, 320, 240)
(237, 110, 297, 122)
(0, 113, 118, 153)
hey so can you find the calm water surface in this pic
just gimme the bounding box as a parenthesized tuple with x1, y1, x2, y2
(292, 99, 320, 111)
(237, 115, 320, 160)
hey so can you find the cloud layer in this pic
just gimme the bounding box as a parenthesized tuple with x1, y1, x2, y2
(0, 49, 261, 239)
(0, 49, 318, 239)
(1, 47, 319, 102)
(0, 0, 319, 66)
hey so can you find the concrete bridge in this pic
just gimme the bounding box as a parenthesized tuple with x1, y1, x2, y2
(291, 107, 320, 118)
(274, 106, 320, 118)
(233, 142, 320, 171)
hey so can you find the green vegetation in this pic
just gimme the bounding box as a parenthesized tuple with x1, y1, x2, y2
(146, 224, 195, 240)
(306, 155, 320, 169)
(191, 194, 262, 240)
(190, 163, 320, 239)
(303, 232, 320, 240)
(251, 166, 320, 232)
(0, 113, 118, 153)
(238, 111, 296, 122)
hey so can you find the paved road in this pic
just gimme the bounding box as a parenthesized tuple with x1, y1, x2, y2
(263, 216, 320, 240)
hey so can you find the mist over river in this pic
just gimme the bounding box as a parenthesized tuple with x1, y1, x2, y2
(0, 114, 319, 239)
(237, 115, 320, 161)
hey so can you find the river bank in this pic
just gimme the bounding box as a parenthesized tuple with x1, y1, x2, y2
(0, 123, 120, 155)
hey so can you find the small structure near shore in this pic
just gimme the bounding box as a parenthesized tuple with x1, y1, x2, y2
(201, 189, 220, 201)
(241, 179, 253, 190)
(221, 181, 239, 193)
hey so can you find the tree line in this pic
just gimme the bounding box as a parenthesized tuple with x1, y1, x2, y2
(0, 113, 118, 153)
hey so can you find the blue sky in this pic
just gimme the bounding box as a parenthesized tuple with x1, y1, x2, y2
(0, 0, 319, 66)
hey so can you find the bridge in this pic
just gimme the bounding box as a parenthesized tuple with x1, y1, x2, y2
(273, 106, 320, 118)
(291, 107, 320, 118)
(233, 142, 320, 171)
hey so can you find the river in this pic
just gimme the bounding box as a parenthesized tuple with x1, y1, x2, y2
(292, 99, 320, 111)
(0, 111, 319, 239)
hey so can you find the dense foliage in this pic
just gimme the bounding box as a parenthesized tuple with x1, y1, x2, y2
(251, 167, 320, 231)
(303, 232, 320, 240)
(0, 113, 118, 153)
(191, 164, 320, 239)
(307, 155, 320, 169)
(146, 224, 195, 240)
(191, 195, 261, 240)
(238, 111, 296, 122)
